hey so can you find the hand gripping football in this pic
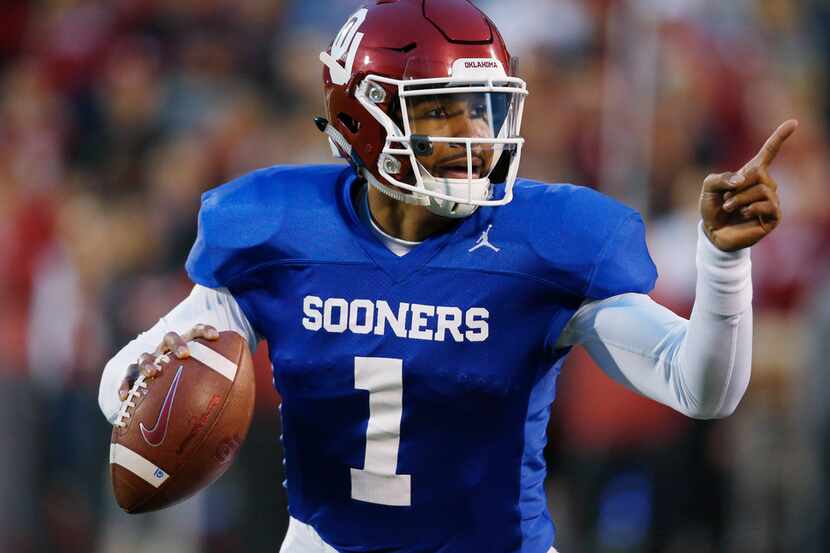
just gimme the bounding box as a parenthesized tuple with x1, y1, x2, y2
(109, 331, 255, 513)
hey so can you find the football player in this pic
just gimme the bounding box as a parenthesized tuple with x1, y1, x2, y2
(98, 1, 796, 552)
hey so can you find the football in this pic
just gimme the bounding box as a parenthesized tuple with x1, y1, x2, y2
(109, 331, 255, 513)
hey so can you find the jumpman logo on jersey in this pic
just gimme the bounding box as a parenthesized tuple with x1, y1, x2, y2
(469, 224, 500, 253)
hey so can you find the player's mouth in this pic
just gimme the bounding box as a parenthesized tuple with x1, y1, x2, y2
(434, 156, 485, 180)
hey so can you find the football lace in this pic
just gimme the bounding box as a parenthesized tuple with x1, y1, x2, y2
(114, 353, 172, 428)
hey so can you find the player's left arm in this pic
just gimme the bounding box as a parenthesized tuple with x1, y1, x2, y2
(557, 120, 797, 419)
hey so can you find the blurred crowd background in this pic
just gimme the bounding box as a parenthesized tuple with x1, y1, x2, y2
(1, 1, 829, 552)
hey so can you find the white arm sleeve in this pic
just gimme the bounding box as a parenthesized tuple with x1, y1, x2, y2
(557, 222, 752, 419)
(98, 284, 258, 424)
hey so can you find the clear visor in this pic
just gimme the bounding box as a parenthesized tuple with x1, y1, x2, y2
(357, 57, 527, 209)
(403, 90, 520, 182)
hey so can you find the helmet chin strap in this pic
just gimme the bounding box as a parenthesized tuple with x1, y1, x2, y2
(424, 193, 479, 219)
(419, 171, 489, 219)
(363, 168, 483, 219)
(362, 168, 430, 207)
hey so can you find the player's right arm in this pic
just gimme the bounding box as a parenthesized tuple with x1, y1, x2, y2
(98, 284, 257, 424)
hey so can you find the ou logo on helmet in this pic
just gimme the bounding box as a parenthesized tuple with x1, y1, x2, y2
(321, 8, 368, 86)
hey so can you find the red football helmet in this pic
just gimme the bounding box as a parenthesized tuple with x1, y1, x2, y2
(319, 0, 528, 218)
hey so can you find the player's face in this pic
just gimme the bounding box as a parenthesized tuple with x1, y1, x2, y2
(405, 92, 499, 180)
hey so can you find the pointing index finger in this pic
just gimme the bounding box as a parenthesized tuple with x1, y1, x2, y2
(750, 119, 798, 170)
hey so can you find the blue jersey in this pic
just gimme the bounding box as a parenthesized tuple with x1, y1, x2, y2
(186, 164, 657, 553)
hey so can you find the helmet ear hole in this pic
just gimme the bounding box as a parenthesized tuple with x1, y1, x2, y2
(337, 112, 361, 134)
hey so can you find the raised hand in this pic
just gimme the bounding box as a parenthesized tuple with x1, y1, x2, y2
(117, 324, 220, 401)
(699, 119, 798, 252)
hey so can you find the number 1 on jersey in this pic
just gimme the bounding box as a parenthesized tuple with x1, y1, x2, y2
(351, 356, 411, 506)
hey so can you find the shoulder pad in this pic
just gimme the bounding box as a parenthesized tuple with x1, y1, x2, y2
(186, 164, 350, 287)
(509, 179, 657, 299)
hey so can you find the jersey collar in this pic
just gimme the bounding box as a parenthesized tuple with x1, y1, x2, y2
(338, 169, 471, 284)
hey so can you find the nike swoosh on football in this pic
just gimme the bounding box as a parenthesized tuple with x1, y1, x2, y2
(140, 365, 184, 447)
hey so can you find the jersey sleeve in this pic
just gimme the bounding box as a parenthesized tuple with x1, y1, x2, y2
(585, 211, 657, 300)
(516, 180, 658, 301)
(186, 170, 277, 288)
